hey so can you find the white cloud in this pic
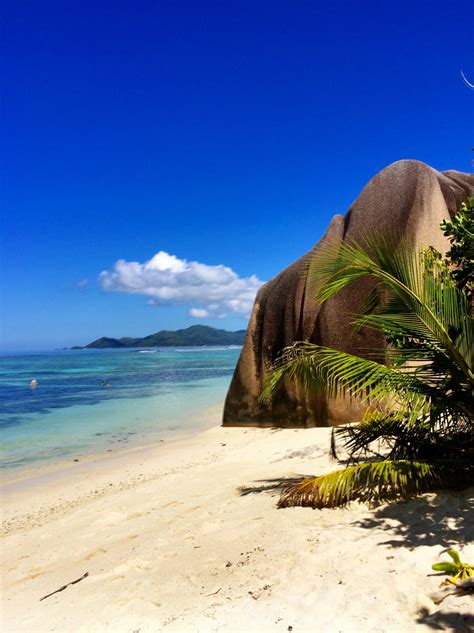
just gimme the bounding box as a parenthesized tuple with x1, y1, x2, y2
(99, 250, 264, 319)
(76, 278, 89, 288)
(189, 308, 210, 319)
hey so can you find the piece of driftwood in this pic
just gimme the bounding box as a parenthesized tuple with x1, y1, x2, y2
(39, 572, 89, 601)
(206, 587, 221, 596)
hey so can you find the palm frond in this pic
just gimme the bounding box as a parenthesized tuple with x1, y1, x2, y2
(309, 236, 474, 383)
(261, 342, 434, 421)
(330, 412, 427, 461)
(278, 459, 474, 509)
(330, 410, 474, 464)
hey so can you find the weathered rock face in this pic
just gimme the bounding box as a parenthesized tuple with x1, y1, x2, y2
(223, 160, 474, 428)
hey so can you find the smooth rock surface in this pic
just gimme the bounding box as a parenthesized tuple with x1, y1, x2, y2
(223, 160, 474, 427)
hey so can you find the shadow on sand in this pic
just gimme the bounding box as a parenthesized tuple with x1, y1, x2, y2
(240, 480, 473, 550)
(416, 606, 474, 632)
(240, 479, 474, 628)
(350, 488, 474, 548)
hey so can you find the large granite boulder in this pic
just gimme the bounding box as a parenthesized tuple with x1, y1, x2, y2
(223, 160, 474, 428)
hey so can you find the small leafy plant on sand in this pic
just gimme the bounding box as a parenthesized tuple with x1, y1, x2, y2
(432, 548, 474, 585)
(261, 200, 474, 508)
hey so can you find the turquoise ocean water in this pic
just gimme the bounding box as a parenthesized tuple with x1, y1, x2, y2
(0, 347, 240, 473)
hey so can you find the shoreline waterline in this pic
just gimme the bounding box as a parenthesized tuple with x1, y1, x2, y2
(0, 347, 240, 475)
(1, 404, 226, 538)
(0, 402, 224, 488)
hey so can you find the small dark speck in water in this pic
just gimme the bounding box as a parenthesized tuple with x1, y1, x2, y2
(73, 459, 79, 462)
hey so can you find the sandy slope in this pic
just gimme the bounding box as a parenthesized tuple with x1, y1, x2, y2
(1, 408, 473, 632)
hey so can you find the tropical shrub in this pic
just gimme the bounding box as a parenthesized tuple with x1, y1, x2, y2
(261, 204, 474, 508)
(441, 196, 474, 304)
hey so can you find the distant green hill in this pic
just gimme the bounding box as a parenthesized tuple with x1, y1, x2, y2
(77, 325, 246, 349)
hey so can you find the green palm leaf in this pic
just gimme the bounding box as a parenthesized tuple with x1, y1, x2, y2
(278, 460, 474, 509)
(331, 410, 474, 463)
(310, 236, 474, 383)
(261, 343, 434, 421)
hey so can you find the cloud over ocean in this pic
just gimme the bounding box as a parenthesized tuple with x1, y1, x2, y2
(99, 251, 264, 319)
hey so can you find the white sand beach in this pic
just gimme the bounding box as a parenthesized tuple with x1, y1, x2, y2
(1, 406, 473, 632)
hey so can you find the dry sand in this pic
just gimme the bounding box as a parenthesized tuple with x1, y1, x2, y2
(1, 406, 473, 632)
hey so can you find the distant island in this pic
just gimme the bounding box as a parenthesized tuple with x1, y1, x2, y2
(73, 325, 246, 349)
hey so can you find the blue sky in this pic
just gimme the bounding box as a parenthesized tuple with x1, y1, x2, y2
(2, 0, 473, 351)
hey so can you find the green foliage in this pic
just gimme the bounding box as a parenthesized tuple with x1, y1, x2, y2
(262, 202, 474, 509)
(441, 197, 474, 303)
(279, 460, 473, 508)
(432, 549, 474, 585)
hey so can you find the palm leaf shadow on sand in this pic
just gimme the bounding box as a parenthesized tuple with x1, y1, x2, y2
(240, 478, 473, 550)
(416, 607, 474, 632)
(238, 476, 313, 497)
(350, 488, 474, 548)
